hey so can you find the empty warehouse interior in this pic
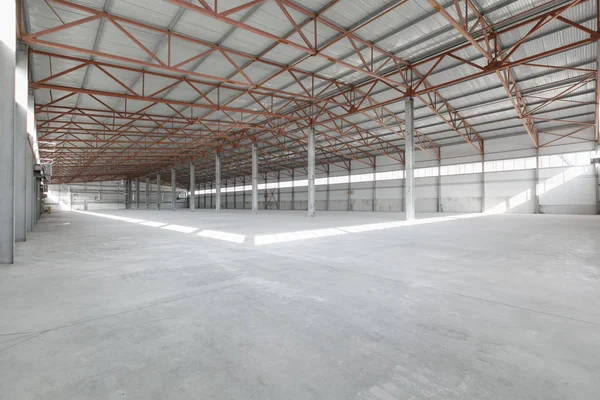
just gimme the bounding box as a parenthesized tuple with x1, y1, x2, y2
(1, 0, 600, 398)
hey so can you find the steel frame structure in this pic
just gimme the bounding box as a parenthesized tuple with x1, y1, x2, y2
(19, 0, 600, 185)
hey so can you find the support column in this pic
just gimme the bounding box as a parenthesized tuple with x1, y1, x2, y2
(26, 148, 33, 233)
(125, 180, 132, 209)
(189, 162, 195, 212)
(233, 177, 236, 209)
(215, 154, 221, 212)
(145, 177, 150, 209)
(252, 143, 258, 214)
(15, 45, 28, 242)
(325, 165, 330, 211)
(372, 159, 376, 212)
(405, 97, 415, 221)
(0, 2, 16, 263)
(437, 150, 442, 212)
(242, 177, 246, 209)
(264, 174, 268, 210)
(135, 179, 140, 209)
(481, 154, 486, 213)
(308, 127, 316, 217)
(291, 169, 295, 210)
(171, 168, 176, 211)
(534, 147, 540, 214)
(347, 163, 352, 211)
(156, 173, 161, 210)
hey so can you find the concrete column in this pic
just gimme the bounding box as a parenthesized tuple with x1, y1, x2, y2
(26, 148, 33, 233)
(15, 46, 28, 242)
(347, 163, 352, 211)
(595, 141, 599, 215)
(215, 154, 221, 212)
(325, 166, 330, 211)
(534, 147, 540, 214)
(405, 97, 415, 221)
(252, 143, 258, 214)
(210, 181, 213, 209)
(170, 168, 176, 211)
(437, 151, 442, 212)
(126, 180, 132, 209)
(156, 173, 161, 210)
(225, 179, 228, 210)
(145, 177, 150, 209)
(372, 159, 376, 212)
(481, 154, 486, 213)
(242, 177, 246, 209)
(189, 162, 195, 212)
(0, 1, 16, 263)
(308, 127, 316, 217)
(264, 174, 268, 210)
(291, 169, 295, 210)
(135, 179, 140, 209)
(233, 177, 236, 209)
(28, 93, 36, 230)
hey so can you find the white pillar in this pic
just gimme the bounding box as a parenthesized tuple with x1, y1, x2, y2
(437, 149, 442, 212)
(252, 143, 258, 214)
(405, 97, 415, 221)
(156, 173, 161, 210)
(145, 177, 150, 210)
(215, 154, 221, 212)
(481, 154, 486, 213)
(534, 147, 540, 214)
(308, 127, 316, 217)
(135, 179, 140, 209)
(15, 45, 28, 242)
(189, 162, 195, 212)
(0, 0, 16, 263)
(171, 167, 176, 211)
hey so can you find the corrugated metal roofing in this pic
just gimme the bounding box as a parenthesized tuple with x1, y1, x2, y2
(22, 0, 599, 183)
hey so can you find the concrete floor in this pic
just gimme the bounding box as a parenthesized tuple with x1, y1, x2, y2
(1, 209, 598, 399)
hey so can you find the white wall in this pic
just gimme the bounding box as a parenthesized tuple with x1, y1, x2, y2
(48, 180, 187, 211)
(193, 136, 599, 216)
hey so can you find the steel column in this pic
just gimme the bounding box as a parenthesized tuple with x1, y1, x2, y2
(534, 147, 540, 214)
(372, 159, 376, 212)
(481, 154, 486, 213)
(0, 0, 16, 263)
(135, 179, 140, 209)
(156, 173, 161, 210)
(15, 46, 28, 242)
(308, 127, 316, 217)
(291, 169, 295, 210)
(252, 143, 258, 214)
(145, 177, 150, 209)
(325, 165, 330, 211)
(437, 150, 442, 212)
(190, 162, 195, 212)
(171, 167, 176, 211)
(215, 154, 221, 212)
(405, 97, 415, 221)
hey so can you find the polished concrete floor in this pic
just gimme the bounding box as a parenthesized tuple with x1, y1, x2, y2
(1, 209, 598, 399)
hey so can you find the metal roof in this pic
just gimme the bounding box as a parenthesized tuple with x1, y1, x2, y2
(20, 0, 599, 185)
